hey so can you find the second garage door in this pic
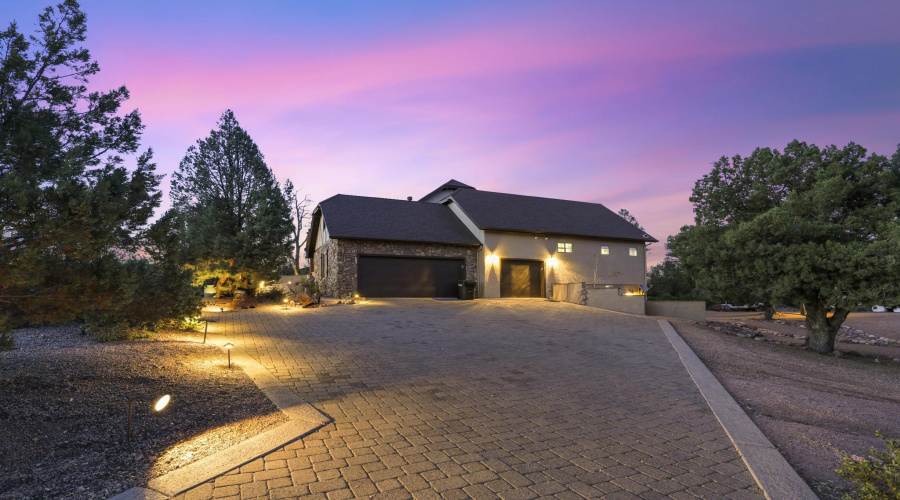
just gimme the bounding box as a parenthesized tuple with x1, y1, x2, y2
(358, 256, 465, 298)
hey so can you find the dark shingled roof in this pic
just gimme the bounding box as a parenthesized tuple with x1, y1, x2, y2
(448, 189, 657, 242)
(316, 194, 481, 246)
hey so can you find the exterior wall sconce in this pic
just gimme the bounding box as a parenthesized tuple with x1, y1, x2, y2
(224, 343, 234, 368)
(547, 257, 558, 268)
(127, 394, 170, 442)
(487, 254, 500, 266)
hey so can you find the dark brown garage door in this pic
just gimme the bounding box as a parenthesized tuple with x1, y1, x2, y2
(500, 259, 544, 298)
(358, 256, 465, 298)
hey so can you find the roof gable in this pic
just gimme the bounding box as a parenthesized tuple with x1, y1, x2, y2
(418, 179, 475, 203)
(448, 189, 657, 242)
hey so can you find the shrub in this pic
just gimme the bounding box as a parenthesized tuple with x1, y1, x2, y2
(837, 432, 900, 500)
(256, 287, 287, 302)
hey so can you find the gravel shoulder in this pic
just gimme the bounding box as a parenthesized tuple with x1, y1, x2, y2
(669, 317, 900, 499)
(0, 324, 287, 500)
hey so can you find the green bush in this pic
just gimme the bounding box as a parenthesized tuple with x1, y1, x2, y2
(837, 432, 900, 500)
(256, 287, 287, 302)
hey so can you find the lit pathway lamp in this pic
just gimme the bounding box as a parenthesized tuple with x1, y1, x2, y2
(202, 319, 209, 344)
(127, 394, 170, 442)
(282, 298, 289, 310)
(224, 343, 234, 369)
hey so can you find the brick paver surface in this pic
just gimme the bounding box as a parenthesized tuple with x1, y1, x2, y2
(173, 299, 763, 499)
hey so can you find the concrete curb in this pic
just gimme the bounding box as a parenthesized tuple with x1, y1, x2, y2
(109, 336, 330, 500)
(658, 319, 817, 500)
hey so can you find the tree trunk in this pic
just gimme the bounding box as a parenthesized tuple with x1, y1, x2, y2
(763, 301, 776, 321)
(803, 301, 850, 354)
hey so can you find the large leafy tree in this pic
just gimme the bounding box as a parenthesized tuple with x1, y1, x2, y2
(0, 1, 193, 329)
(170, 110, 292, 291)
(670, 140, 900, 353)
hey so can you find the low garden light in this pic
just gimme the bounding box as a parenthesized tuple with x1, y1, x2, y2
(282, 298, 289, 310)
(224, 343, 234, 368)
(354, 293, 360, 299)
(127, 394, 171, 442)
(202, 319, 208, 343)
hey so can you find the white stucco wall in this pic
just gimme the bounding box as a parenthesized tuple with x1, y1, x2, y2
(481, 231, 647, 298)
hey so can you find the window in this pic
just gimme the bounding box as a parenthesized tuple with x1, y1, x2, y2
(629, 247, 638, 256)
(557, 242, 572, 253)
(600, 246, 609, 255)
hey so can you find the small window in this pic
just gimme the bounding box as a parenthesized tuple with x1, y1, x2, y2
(557, 242, 572, 253)
(600, 246, 609, 255)
(629, 247, 638, 256)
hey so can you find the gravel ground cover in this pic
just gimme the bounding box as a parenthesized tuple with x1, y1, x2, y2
(0, 324, 287, 500)
(670, 316, 900, 499)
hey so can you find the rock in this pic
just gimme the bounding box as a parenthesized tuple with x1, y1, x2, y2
(294, 292, 316, 307)
(833, 351, 845, 358)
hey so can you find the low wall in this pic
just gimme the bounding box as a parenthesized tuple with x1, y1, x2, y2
(551, 283, 646, 315)
(646, 301, 707, 322)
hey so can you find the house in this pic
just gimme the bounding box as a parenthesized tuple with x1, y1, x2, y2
(305, 180, 656, 299)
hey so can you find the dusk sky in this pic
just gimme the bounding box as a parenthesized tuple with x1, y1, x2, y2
(6, 1, 900, 266)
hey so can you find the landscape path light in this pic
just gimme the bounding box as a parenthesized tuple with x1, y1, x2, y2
(282, 298, 289, 310)
(127, 394, 170, 442)
(224, 343, 234, 368)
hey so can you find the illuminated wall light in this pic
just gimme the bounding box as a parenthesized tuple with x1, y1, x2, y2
(487, 254, 500, 265)
(547, 257, 559, 267)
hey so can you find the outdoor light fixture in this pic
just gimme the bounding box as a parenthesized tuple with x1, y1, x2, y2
(203, 319, 208, 343)
(282, 298, 289, 310)
(127, 394, 171, 442)
(224, 343, 234, 368)
(354, 293, 360, 299)
(258, 281, 265, 288)
(547, 257, 558, 267)
(487, 254, 500, 266)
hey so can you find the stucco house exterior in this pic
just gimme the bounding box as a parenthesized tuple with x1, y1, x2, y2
(305, 180, 656, 299)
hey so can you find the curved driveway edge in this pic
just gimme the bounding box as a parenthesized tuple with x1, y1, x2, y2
(658, 319, 817, 500)
(109, 338, 331, 500)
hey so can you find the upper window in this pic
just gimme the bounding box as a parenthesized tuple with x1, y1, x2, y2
(558, 242, 572, 253)
(629, 247, 638, 256)
(601, 246, 609, 255)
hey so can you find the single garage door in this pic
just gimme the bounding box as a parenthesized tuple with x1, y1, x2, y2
(500, 259, 544, 298)
(358, 256, 465, 298)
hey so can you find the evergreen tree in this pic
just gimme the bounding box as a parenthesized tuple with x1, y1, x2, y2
(0, 1, 197, 330)
(170, 110, 292, 292)
(670, 140, 900, 353)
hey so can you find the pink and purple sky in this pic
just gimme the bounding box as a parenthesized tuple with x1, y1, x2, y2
(7, 1, 900, 266)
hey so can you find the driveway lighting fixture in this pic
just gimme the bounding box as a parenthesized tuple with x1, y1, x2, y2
(282, 298, 289, 310)
(127, 394, 171, 442)
(224, 343, 234, 368)
(203, 320, 208, 343)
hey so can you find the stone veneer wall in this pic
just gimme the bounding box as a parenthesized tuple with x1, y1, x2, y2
(313, 239, 478, 298)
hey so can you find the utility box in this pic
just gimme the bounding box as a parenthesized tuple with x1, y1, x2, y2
(457, 280, 477, 300)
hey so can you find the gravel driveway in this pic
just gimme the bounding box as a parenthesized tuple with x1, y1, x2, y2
(175, 299, 763, 499)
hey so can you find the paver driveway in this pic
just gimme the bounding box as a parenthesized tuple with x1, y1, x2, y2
(176, 300, 763, 499)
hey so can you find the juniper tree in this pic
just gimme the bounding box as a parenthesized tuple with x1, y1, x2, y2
(0, 1, 198, 330)
(170, 110, 292, 292)
(669, 140, 900, 353)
